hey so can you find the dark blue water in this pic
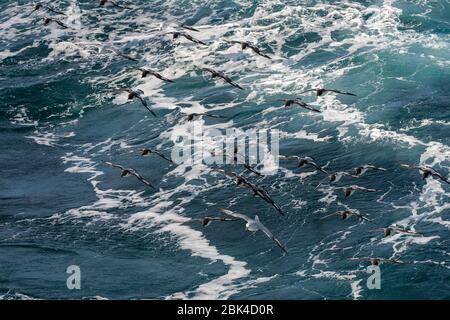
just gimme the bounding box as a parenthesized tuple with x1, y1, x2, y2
(0, 0, 449, 300)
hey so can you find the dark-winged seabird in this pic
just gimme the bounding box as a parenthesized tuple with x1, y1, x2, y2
(186, 113, 226, 122)
(321, 210, 372, 222)
(168, 32, 207, 46)
(141, 148, 173, 163)
(212, 168, 283, 215)
(43, 17, 68, 29)
(300, 88, 356, 97)
(109, 47, 139, 62)
(350, 257, 405, 266)
(137, 68, 174, 82)
(226, 40, 271, 59)
(218, 208, 288, 254)
(99, 0, 131, 9)
(316, 171, 361, 188)
(353, 164, 387, 176)
(336, 185, 381, 198)
(103, 161, 155, 188)
(401, 164, 450, 184)
(122, 88, 157, 117)
(280, 99, 321, 113)
(370, 226, 419, 238)
(29, 3, 66, 16)
(200, 67, 244, 90)
(279, 155, 327, 174)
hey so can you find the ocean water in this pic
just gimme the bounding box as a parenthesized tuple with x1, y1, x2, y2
(0, 0, 449, 300)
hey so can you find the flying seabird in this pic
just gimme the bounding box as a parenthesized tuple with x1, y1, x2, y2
(226, 40, 271, 59)
(168, 32, 207, 46)
(197, 216, 238, 227)
(321, 210, 372, 222)
(300, 88, 356, 97)
(136, 68, 174, 82)
(371, 226, 419, 238)
(401, 164, 450, 184)
(212, 168, 283, 215)
(350, 257, 405, 266)
(335, 185, 381, 198)
(316, 171, 361, 188)
(99, 0, 131, 9)
(200, 67, 244, 90)
(141, 148, 173, 163)
(103, 161, 155, 188)
(185, 113, 226, 121)
(29, 3, 66, 16)
(109, 47, 139, 62)
(279, 99, 321, 113)
(279, 155, 327, 174)
(353, 165, 387, 176)
(43, 17, 68, 29)
(219, 208, 288, 254)
(122, 88, 157, 117)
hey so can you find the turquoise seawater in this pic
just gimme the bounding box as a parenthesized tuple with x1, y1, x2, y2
(0, 0, 449, 299)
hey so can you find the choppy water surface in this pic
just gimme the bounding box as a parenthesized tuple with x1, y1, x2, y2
(0, 0, 449, 299)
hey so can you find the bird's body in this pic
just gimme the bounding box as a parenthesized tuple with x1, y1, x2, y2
(103, 161, 155, 188)
(200, 67, 244, 90)
(280, 99, 321, 113)
(301, 88, 356, 97)
(219, 208, 287, 253)
(226, 40, 271, 59)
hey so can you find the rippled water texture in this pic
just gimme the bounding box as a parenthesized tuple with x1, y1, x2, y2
(0, 0, 449, 299)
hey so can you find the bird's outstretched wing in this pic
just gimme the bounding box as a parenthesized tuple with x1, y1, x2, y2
(218, 208, 251, 223)
(257, 220, 288, 254)
(135, 92, 157, 117)
(279, 155, 300, 161)
(179, 24, 200, 32)
(110, 1, 132, 9)
(326, 89, 357, 96)
(128, 169, 155, 189)
(152, 150, 173, 163)
(244, 163, 261, 176)
(306, 161, 327, 174)
(110, 47, 138, 62)
(247, 44, 271, 59)
(300, 103, 321, 113)
(182, 33, 207, 45)
(103, 161, 126, 171)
